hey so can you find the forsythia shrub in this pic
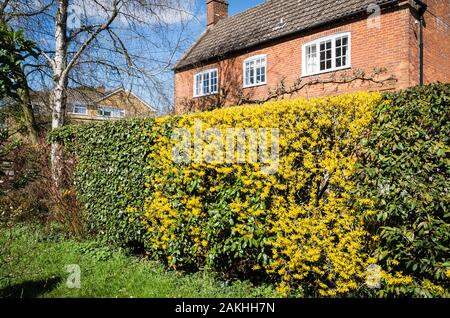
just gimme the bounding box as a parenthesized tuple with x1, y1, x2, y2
(137, 92, 381, 296)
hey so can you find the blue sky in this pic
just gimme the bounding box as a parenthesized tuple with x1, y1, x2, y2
(226, 0, 265, 15)
(189, 0, 265, 38)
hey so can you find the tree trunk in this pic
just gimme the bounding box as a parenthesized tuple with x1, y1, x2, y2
(50, 0, 68, 190)
(50, 81, 66, 189)
(18, 83, 39, 145)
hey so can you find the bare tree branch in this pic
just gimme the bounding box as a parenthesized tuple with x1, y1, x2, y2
(62, 0, 122, 80)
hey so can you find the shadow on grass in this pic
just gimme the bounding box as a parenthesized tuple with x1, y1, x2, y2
(0, 276, 62, 298)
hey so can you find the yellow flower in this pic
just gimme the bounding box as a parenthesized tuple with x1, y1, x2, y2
(137, 92, 383, 297)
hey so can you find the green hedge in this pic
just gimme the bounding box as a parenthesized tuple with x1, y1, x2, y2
(49, 119, 156, 246)
(355, 83, 450, 296)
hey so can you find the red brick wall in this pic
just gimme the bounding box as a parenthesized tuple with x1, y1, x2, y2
(174, 5, 442, 114)
(409, 0, 450, 85)
(207, 0, 228, 27)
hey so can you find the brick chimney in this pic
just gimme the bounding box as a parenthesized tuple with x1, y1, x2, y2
(207, 0, 228, 27)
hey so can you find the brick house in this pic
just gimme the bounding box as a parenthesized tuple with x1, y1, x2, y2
(31, 87, 157, 124)
(173, 0, 449, 114)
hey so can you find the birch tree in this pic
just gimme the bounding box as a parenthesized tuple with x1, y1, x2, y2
(1, 0, 196, 187)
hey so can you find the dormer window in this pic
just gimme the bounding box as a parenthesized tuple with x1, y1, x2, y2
(244, 55, 267, 88)
(302, 32, 351, 76)
(194, 68, 218, 97)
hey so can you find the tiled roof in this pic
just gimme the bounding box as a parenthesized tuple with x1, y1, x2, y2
(30, 87, 157, 113)
(174, 0, 399, 70)
(31, 87, 107, 105)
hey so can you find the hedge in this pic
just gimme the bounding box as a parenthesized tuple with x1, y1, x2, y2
(50, 84, 450, 297)
(49, 119, 156, 246)
(355, 83, 450, 297)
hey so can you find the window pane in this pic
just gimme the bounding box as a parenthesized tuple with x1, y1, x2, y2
(195, 74, 202, 96)
(320, 51, 325, 61)
(319, 40, 332, 71)
(246, 64, 254, 85)
(306, 44, 317, 74)
(104, 109, 112, 117)
(72, 104, 87, 114)
(97, 107, 124, 118)
(335, 35, 348, 69)
(256, 66, 262, 83)
(257, 57, 266, 83)
(320, 61, 326, 70)
(211, 70, 218, 93)
(203, 72, 210, 94)
(342, 46, 348, 66)
(245, 60, 256, 86)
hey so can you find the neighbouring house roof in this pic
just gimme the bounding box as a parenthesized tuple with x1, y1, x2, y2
(31, 87, 106, 107)
(31, 87, 157, 112)
(174, 0, 399, 70)
(95, 88, 157, 112)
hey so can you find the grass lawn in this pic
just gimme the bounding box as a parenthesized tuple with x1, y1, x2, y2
(0, 225, 277, 298)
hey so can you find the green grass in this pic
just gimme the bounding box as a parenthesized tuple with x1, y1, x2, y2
(0, 225, 277, 298)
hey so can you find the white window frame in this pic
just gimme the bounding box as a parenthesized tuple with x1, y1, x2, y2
(301, 32, 351, 77)
(69, 103, 88, 115)
(193, 68, 219, 98)
(97, 106, 125, 118)
(243, 54, 267, 88)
